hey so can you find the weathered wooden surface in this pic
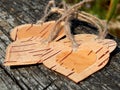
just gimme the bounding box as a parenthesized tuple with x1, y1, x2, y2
(0, 0, 120, 90)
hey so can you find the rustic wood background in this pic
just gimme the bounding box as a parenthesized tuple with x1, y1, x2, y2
(0, 0, 120, 90)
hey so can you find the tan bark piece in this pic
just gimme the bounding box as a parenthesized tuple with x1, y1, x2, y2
(4, 33, 117, 83)
(10, 21, 65, 41)
(60, 34, 117, 52)
(43, 39, 109, 83)
(4, 38, 44, 66)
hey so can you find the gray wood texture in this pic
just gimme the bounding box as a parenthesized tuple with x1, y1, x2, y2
(0, 0, 120, 90)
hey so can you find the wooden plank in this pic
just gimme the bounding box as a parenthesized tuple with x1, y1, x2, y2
(0, 0, 120, 90)
(0, 78, 9, 90)
(0, 64, 21, 90)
